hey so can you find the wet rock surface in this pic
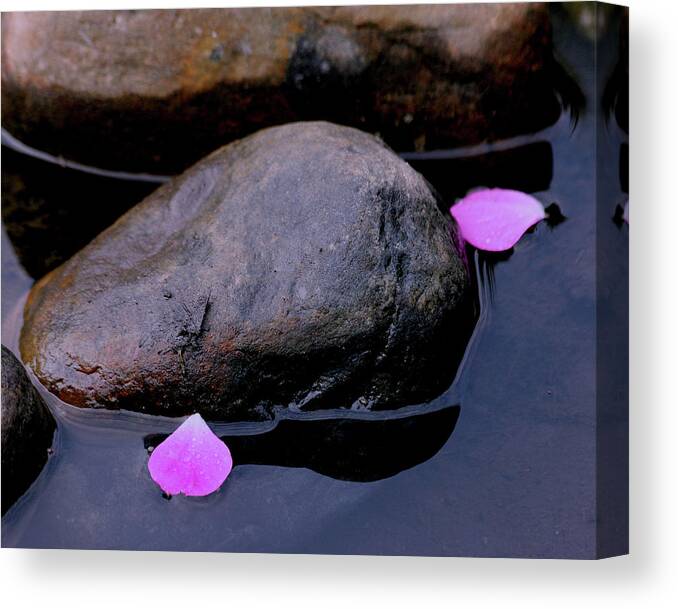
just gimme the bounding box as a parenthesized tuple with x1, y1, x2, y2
(1, 346, 56, 514)
(20, 122, 475, 421)
(2, 4, 561, 173)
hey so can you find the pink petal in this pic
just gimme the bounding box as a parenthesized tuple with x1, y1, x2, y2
(148, 413, 233, 497)
(450, 188, 546, 252)
(623, 200, 629, 224)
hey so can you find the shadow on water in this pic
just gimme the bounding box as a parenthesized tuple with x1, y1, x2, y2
(144, 405, 460, 483)
(406, 141, 554, 204)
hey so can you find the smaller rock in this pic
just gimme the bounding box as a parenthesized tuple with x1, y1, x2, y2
(1, 345, 56, 514)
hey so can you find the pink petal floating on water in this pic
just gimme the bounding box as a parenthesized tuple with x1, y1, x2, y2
(450, 188, 546, 252)
(623, 200, 629, 224)
(148, 413, 233, 497)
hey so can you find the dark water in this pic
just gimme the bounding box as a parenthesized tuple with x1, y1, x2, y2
(1, 7, 628, 558)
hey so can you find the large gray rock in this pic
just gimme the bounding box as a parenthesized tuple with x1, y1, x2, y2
(1, 346, 55, 514)
(2, 4, 561, 173)
(20, 122, 474, 421)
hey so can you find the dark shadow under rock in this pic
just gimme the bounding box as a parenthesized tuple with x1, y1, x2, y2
(145, 404, 460, 483)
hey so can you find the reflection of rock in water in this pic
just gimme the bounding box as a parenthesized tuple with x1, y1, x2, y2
(1, 346, 56, 514)
(1, 143, 159, 278)
(145, 405, 460, 483)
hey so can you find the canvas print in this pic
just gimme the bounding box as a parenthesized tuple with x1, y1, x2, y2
(0, 2, 628, 558)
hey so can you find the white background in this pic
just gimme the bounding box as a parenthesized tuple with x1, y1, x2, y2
(0, 0, 676, 607)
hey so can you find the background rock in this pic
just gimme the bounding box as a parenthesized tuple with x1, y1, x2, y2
(1, 345, 56, 514)
(2, 4, 562, 174)
(20, 122, 475, 421)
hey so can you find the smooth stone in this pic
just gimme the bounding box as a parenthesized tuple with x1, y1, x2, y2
(1, 4, 561, 173)
(1, 345, 56, 514)
(20, 122, 475, 420)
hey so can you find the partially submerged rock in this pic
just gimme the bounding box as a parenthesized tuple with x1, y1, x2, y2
(1, 346, 56, 514)
(20, 122, 475, 420)
(2, 4, 561, 173)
